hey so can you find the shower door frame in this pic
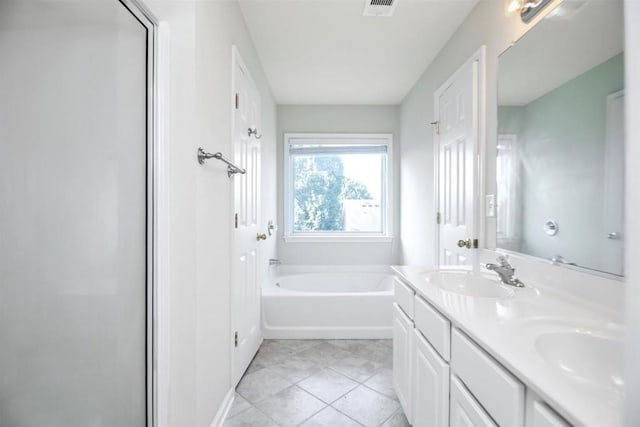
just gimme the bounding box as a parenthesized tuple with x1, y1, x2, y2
(117, 1, 159, 426)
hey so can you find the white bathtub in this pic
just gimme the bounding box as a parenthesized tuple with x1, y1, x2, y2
(262, 265, 394, 339)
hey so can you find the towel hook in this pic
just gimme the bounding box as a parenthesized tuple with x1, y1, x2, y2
(248, 127, 262, 139)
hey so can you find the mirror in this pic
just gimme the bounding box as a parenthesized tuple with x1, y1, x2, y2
(497, 0, 625, 276)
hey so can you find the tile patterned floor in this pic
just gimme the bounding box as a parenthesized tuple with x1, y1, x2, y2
(224, 339, 410, 427)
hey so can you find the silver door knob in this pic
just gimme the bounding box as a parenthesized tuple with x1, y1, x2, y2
(457, 239, 471, 249)
(608, 232, 619, 240)
(256, 233, 267, 241)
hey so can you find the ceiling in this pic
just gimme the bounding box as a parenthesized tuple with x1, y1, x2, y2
(498, 0, 624, 106)
(238, 0, 478, 105)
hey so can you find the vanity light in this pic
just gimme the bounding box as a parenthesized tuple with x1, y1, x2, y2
(504, 0, 554, 22)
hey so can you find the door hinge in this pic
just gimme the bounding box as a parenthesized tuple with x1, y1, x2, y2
(235, 213, 238, 229)
(430, 120, 440, 135)
(235, 93, 239, 109)
(234, 331, 238, 347)
(436, 212, 441, 225)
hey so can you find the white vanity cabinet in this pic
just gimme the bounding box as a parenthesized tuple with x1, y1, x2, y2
(412, 328, 450, 426)
(450, 375, 496, 427)
(526, 393, 571, 427)
(393, 274, 570, 427)
(393, 302, 414, 422)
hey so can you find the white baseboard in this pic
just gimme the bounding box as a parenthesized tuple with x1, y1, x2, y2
(263, 326, 393, 339)
(209, 387, 235, 427)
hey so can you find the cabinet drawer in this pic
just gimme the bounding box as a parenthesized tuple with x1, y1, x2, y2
(450, 375, 496, 427)
(414, 295, 450, 361)
(451, 328, 525, 427)
(394, 276, 415, 318)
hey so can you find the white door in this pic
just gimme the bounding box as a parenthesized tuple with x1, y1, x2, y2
(602, 90, 624, 275)
(0, 1, 151, 424)
(450, 376, 496, 427)
(436, 56, 480, 265)
(231, 47, 262, 386)
(412, 329, 450, 427)
(393, 303, 413, 423)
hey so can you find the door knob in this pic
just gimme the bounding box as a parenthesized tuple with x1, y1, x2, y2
(457, 239, 471, 249)
(256, 233, 267, 241)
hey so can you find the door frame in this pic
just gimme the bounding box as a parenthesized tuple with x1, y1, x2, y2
(117, 1, 160, 426)
(432, 46, 486, 265)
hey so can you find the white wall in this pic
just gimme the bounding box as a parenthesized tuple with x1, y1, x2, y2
(624, 1, 640, 425)
(145, 2, 277, 426)
(276, 105, 401, 265)
(399, 0, 565, 265)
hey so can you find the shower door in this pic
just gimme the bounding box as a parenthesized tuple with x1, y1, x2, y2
(0, 1, 154, 425)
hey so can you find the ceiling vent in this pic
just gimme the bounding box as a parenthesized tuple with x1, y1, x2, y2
(363, 0, 399, 17)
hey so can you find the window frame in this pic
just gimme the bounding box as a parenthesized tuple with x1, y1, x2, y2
(283, 133, 393, 243)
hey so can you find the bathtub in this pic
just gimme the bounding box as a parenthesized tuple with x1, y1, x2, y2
(262, 265, 394, 339)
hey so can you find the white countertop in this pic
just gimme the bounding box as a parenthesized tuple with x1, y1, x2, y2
(392, 265, 624, 427)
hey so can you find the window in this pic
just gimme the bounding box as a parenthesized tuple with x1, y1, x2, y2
(284, 134, 392, 242)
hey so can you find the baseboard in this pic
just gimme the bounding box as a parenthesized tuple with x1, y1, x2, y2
(263, 326, 393, 339)
(209, 387, 235, 427)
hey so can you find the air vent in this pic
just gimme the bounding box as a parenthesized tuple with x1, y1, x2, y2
(363, 0, 398, 17)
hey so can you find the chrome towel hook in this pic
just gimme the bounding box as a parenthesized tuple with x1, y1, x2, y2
(197, 147, 246, 178)
(248, 127, 262, 139)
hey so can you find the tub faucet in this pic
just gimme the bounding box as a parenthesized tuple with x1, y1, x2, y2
(485, 256, 525, 287)
(269, 258, 282, 266)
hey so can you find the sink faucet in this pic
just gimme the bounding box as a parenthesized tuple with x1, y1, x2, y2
(485, 256, 524, 287)
(268, 258, 282, 266)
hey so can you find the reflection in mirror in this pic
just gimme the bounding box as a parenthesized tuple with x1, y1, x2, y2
(497, 0, 624, 276)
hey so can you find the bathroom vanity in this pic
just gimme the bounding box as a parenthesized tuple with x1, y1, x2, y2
(391, 265, 623, 427)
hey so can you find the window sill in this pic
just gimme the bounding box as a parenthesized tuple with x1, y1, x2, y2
(283, 235, 394, 243)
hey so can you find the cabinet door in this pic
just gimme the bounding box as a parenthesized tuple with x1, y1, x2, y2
(412, 329, 450, 427)
(450, 375, 496, 427)
(530, 401, 570, 427)
(393, 303, 413, 423)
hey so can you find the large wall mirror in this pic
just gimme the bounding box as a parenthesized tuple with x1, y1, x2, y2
(497, 0, 625, 276)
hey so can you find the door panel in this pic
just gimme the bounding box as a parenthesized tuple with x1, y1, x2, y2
(231, 48, 262, 385)
(0, 1, 149, 425)
(438, 58, 478, 265)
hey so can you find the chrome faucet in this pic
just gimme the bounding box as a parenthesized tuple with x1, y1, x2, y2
(268, 258, 282, 266)
(485, 256, 524, 287)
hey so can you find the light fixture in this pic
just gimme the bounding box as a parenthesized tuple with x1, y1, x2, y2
(504, 0, 554, 22)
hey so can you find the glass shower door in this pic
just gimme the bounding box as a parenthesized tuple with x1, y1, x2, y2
(0, 1, 150, 425)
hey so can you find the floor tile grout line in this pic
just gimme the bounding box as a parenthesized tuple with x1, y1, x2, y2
(378, 407, 403, 426)
(326, 404, 367, 426)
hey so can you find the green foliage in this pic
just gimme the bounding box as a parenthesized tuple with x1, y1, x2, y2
(293, 155, 372, 232)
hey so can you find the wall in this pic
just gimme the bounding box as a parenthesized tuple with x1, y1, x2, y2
(276, 105, 401, 265)
(624, 0, 640, 425)
(399, 0, 565, 265)
(498, 54, 624, 272)
(145, 2, 277, 426)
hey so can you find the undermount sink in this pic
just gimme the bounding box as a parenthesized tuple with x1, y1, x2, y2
(535, 330, 624, 390)
(424, 270, 515, 298)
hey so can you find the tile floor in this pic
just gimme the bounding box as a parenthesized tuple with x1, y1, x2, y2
(224, 339, 410, 427)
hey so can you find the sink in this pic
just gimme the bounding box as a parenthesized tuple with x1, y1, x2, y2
(535, 329, 624, 390)
(424, 270, 515, 298)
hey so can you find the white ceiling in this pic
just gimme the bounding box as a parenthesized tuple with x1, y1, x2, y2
(498, 0, 624, 106)
(238, 0, 478, 105)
